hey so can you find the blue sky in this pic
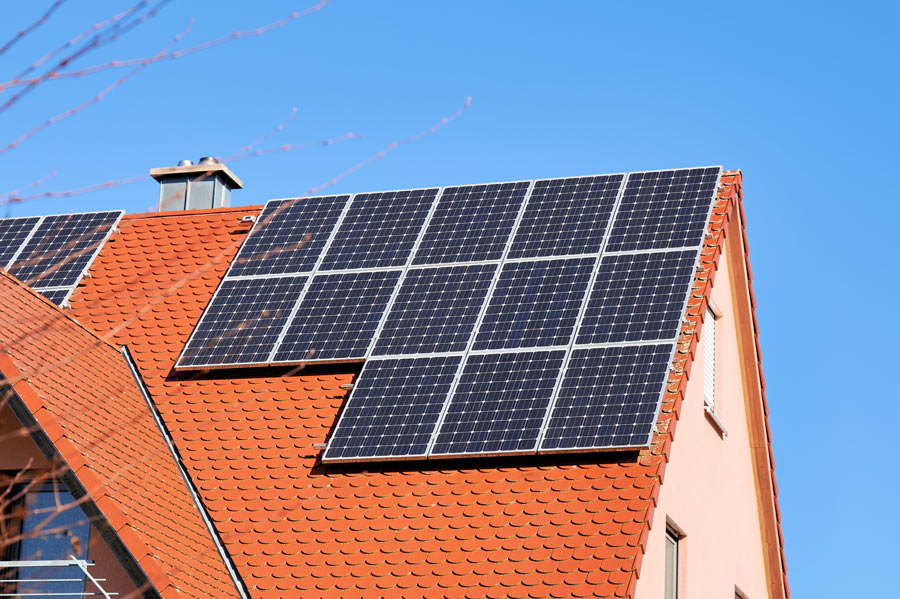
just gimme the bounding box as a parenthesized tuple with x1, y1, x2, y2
(2, 1, 897, 595)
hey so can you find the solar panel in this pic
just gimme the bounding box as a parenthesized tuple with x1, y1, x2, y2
(605, 167, 720, 252)
(8, 211, 122, 288)
(272, 269, 402, 363)
(576, 249, 698, 345)
(323, 355, 462, 461)
(227, 195, 349, 277)
(473, 257, 595, 351)
(176, 166, 720, 459)
(319, 188, 437, 271)
(371, 263, 497, 357)
(508, 174, 624, 259)
(35, 287, 71, 305)
(177, 275, 308, 368)
(412, 181, 530, 265)
(430, 350, 565, 456)
(0, 216, 40, 268)
(540, 344, 671, 451)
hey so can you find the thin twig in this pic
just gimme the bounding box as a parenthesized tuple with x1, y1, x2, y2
(0, 0, 68, 57)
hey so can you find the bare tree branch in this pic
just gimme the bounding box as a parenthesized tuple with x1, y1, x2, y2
(0, 0, 333, 92)
(0, 0, 68, 57)
(0, 0, 171, 114)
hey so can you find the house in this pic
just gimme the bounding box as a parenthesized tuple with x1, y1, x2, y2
(0, 164, 788, 598)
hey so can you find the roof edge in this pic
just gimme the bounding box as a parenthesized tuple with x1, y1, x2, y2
(629, 170, 788, 598)
(722, 171, 790, 597)
(121, 205, 261, 220)
(120, 346, 250, 599)
(0, 358, 167, 599)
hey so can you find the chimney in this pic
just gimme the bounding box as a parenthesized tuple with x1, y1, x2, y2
(150, 157, 243, 211)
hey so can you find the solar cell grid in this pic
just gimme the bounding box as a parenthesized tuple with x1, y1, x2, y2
(412, 181, 530, 265)
(272, 269, 402, 363)
(605, 167, 720, 252)
(0, 216, 40, 268)
(319, 188, 437, 271)
(576, 249, 697, 345)
(323, 355, 462, 461)
(177, 275, 307, 368)
(508, 174, 624, 259)
(227, 195, 349, 277)
(35, 287, 71, 305)
(9, 211, 121, 288)
(431, 350, 565, 456)
(473, 257, 595, 351)
(541, 344, 671, 451)
(371, 263, 497, 356)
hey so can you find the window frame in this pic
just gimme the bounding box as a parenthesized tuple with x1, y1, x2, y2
(703, 303, 718, 411)
(0, 473, 91, 598)
(664, 522, 684, 599)
(702, 300, 728, 436)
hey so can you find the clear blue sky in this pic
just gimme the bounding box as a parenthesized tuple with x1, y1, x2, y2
(2, 2, 897, 595)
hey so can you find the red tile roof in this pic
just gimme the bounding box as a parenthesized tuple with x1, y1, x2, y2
(53, 174, 789, 598)
(0, 272, 241, 599)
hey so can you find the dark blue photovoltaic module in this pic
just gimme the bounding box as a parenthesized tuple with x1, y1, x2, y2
(605, 167, 720, 252)
(473, 257, 595, 351)
(508, 174, 624, 260)
(227, 195, 349, 277)
(430, 350, 565, 456)
(319, 189, 437, 270)
(412, 181, 530, 265)
(9, 211, 121, 288)
(0, 216, 40, 267)
(540, 344, 671, 451)
(272, 269, 402, 363)
(371, 263, 497, 356)
(576, 249, 698, 344)
(323, 355, 462, 461)
(36, 288, 71, 305)
(177, 276, 308, 368)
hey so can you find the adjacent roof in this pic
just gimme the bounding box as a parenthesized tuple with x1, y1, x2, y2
(55, 173, 786, 598)
(0, 271, 241, 599)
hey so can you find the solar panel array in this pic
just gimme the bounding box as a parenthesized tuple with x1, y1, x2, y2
(175, 167, 722, 461)
(0, 211, 123, 305)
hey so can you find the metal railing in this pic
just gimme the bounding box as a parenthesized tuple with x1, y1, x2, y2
(0, 557, 115, 598)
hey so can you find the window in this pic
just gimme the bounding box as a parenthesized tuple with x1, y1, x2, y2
(703, 305, 717, 411)
(1, 478, 91, 597)
(664, 527, 680, 599)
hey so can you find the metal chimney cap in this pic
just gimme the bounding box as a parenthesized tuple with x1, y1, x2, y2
(150, 162, 243, 189)
(177, 159, 194, 166)
(198, 156, 218, 165)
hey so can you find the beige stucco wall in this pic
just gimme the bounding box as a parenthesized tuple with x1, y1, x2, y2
(0, 403, 139, 598)
(634, 237, 771, 598)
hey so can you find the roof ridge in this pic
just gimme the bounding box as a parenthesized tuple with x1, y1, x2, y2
(121, 205, 261, 220)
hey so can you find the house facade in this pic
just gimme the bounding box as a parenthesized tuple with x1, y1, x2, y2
(0, 167, 787, 598)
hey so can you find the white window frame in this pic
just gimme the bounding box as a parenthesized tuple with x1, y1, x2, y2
(664, 524, 682, 599)
(703, 304, 717, 411)
(702, 300, 728, 436)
